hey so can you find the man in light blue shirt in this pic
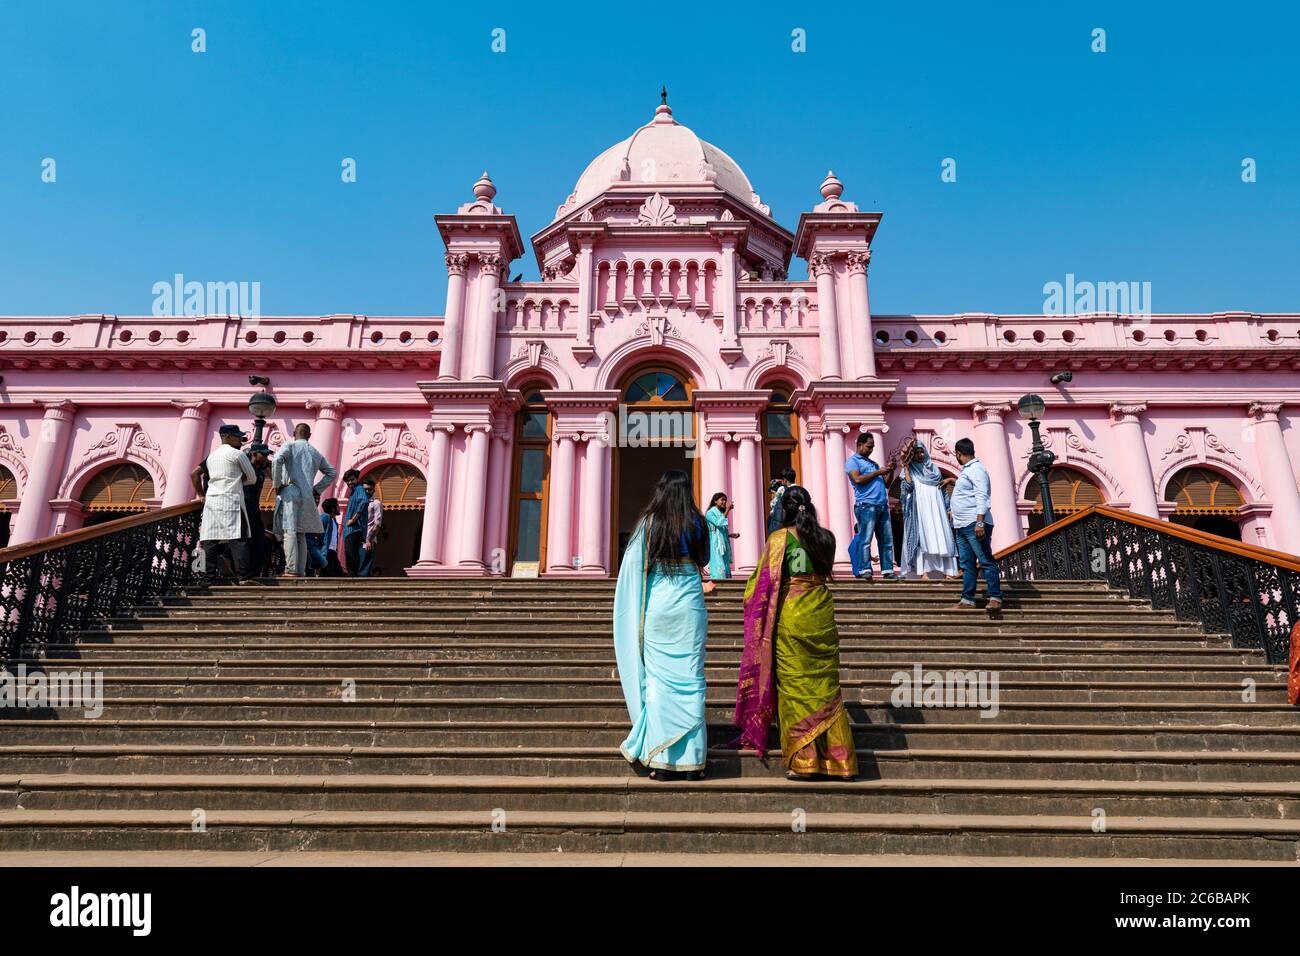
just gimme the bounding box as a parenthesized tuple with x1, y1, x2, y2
(944, 437, 1003, 610)
(844, 432, 897, 579)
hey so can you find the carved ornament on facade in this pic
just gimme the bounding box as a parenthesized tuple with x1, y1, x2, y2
(637, 193, 678, 227)
(444, 253, 470, 276)
(1160, 426, 1243, 464)
(60, 423, 167, 498)
(845, 250, 872, 275)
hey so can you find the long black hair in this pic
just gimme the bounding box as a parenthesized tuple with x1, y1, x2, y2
(778, 485, 835, 576)
(638, 469, 708, 567)
(707, 491, 727, 511)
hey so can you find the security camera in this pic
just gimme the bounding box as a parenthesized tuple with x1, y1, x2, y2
(248, 375, 271, 387)
(1050, 371, 1073, 385)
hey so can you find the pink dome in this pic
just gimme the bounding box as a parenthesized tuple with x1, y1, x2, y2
(555, 103, 764, 219)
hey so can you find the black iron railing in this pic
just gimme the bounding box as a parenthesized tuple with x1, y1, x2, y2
(0, 503, 203, 663)
(997, 505, 1300, 665)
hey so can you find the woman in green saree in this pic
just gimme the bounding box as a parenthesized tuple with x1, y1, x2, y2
(732, 485, 857, 780)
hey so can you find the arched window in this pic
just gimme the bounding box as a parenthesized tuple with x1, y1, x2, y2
(80, 463, 155, 528)
(509, 388, 551, 573)
(1025, 466, 1103, 533)
(623, 369, 689, 404)
(0, 466, 15, 504)
(1164, 467, 1245, 541)
(366, 463, 427, 511)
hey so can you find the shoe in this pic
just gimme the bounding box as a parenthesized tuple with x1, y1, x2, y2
(683, 770, 705, 782)
(986, 598, 1003, 611)
(947, 601, 977, 610)
(648, 769, 671, 781)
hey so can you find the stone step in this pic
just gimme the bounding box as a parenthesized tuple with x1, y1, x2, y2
(0, 807, 1293, 859)
(155, 595, 1150, 610)
(7, 773, 1300, 818)
(6, 719, 1299, 753)
(19, 658, 1284, 683)
(31, 645, 1265, 666)
(28, 697, 1300, 723)
(4, 743, 1300, 781)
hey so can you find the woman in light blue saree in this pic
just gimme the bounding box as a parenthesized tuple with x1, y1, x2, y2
(613, 470, 715, 781)
(704, 492, 739, 579)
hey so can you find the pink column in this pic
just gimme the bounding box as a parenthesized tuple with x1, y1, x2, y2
(470, 254, 503, 380)
(458, 425, 491, 568)
(437, 253, 469, 380)
(972, 402, 1021, 551)
(734, 435, 764, 573)
(580, 434, 610, 573)
(811, 254, 842, 379)
(822, 427, 854, 575)
(704, 435, 728, 505)
(483, 433, 510, 574)
(161, 400, 210, 506)
(11, 400, 76, 545)
(546, 435, 576, 570)
(413, 425, 452, 567)
(306, 400, 346, 492)
(804, 430, 829, 520)
(1249, 402, 1300, 554)
(846, 252, 876, 379)
(1108, 402, 1159, 517)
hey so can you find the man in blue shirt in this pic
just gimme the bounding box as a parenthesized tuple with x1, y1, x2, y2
(845, 432, 897, 579)
(341, 469, 368, 576)
(943, 437, 1003, 610)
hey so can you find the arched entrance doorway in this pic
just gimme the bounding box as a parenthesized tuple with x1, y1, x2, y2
(80, 463, 155, 529)
(761, 385, 801, 496)
(1025, 466, 1104, 533)
(507, 387, 551, 576)
(613, 365, 697, 562)
(0, 465, 15, 548)
(1164, 467, 1245, 541)
(362, 462, 427, 573)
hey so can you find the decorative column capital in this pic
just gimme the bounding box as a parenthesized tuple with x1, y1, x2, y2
(477, 253, 505, 277)
(40, 400, 77, 421)
(170, 399, 211, 419)
(972, 401, 1012, 425)
(809, 253, 837, 277)
(305, 399, 347, 421)
(463, 423, 493, 436)
(1108, 401, 1148, 424)
(1248, 401, 1284, 422)
(445, 253, 470, 276)
(845, 250, 871, 275)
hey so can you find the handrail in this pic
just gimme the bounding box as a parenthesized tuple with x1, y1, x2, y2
(0, 501, 202, 565)
(996, 503, 1300, 571)
(996, 505, 1300, 665)
(0, 502, 204, 662)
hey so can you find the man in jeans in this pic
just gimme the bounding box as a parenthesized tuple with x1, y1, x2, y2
(944, 437, 1003, 610)
(844, 432, 897, 579)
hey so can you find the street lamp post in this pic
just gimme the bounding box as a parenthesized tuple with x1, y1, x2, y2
(1017, 393, 1057, 526)
(247, 375, 277, 445)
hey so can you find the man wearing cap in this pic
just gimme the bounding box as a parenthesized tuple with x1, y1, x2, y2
(196, 424, 258, 583)
(272, 423, 338, 577)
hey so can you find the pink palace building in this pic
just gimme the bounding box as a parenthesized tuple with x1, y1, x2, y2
(2, 100, 1299, 576)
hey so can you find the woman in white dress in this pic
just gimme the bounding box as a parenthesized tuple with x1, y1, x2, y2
(898, 440, 959, 579)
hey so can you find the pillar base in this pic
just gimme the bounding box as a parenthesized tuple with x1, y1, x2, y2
(404, 561, 498, 579)
(543, 567, 610, 579)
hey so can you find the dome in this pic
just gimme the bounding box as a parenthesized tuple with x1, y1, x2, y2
(554, 102, 769, 219)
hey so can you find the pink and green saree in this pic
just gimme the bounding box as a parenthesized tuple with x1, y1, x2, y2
(732, 529, 858, 778)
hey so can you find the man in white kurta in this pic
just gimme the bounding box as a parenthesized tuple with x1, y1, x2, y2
(198, 425, 258, 581)
(272, 423, 338, 576)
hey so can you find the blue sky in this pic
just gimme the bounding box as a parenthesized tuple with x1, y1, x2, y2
(1, 0, 1295, 317)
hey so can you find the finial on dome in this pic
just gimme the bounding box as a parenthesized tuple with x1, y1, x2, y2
(472, 171, 496, 202)
(820, 170, 844, 201)
(654, 85, 673, 122)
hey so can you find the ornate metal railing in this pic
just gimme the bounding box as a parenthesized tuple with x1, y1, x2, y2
(996, 505, 1300, 665)
(0, 502, 203, 663)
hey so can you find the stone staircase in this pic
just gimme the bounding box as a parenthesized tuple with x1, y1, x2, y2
(1, 577, 1297, 862)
